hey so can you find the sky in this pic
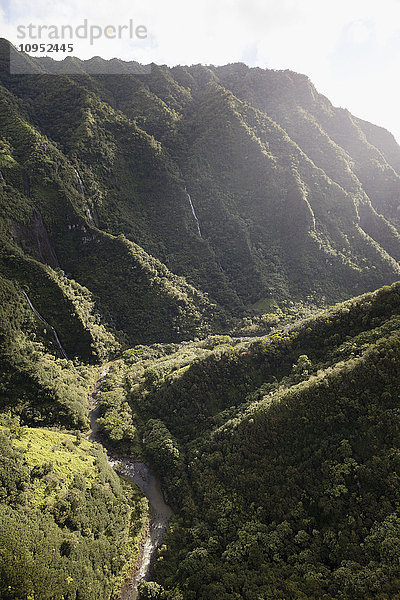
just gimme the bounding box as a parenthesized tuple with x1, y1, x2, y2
(2, 0, 400, 142)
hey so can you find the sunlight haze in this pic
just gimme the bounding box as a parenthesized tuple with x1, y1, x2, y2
(2, 0, 400, 141)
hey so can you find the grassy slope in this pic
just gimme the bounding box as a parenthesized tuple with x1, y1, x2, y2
(0, 424, 150, 600)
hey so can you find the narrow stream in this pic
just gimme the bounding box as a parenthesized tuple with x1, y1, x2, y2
(110, 459, 173, 600)
(89, 367, 172, 600)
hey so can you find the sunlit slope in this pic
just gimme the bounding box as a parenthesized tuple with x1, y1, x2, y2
(0, 425, 148, 600)
(122, 281, 400, 599)
(1, 41, 400, 329)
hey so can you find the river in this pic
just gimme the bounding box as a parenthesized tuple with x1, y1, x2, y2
(89, 366, 172, 600)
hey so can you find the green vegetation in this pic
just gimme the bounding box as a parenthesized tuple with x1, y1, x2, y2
(2, 39, 400, 598)
(106, 282, 400, 599)
(2, 40, 400, 338)
(0, 423, 149, 600)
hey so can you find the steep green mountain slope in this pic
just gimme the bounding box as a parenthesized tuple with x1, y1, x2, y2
(2, 39, 400, 340)
(0, 43, 226, 359)
(107, 281, 400, 599)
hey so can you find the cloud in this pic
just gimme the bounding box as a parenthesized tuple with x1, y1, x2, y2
(347, 20, 374, 45)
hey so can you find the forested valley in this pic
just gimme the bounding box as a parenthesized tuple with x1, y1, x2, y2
(1, 38, 400, 599)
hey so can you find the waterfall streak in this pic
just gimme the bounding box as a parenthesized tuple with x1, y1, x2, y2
(74, 168, 95, 226)
(22, 291, 69, 359)
(74, 168, 86, 197)
(184, 186, 202, 237)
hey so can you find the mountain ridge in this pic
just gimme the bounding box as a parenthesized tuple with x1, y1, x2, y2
(2, 39, 400, 346)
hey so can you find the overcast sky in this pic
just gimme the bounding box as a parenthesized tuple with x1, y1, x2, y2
(2, 0, 400, 142)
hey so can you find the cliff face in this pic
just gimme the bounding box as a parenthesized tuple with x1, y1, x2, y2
(1, 39, 400, 355)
